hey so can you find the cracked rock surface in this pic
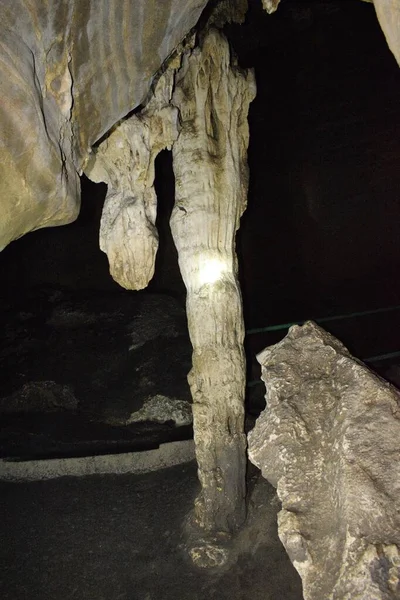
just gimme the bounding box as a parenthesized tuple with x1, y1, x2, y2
(248, 321, 400, 600)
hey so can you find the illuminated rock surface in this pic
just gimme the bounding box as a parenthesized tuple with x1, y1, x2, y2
(248, 321, 400, 600)
(170, 28, 256, 534)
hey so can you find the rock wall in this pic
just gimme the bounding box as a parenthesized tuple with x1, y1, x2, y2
(248, 321, 400, 599)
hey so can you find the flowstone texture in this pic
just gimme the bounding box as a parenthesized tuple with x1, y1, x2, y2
(170, 28, 256, 533)
(0, 289, 193, 459)
(248, 321, 400, 600)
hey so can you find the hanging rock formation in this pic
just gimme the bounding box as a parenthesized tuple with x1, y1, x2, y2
(85, 67, 180, 289)
(0, 0, 208, 250)
(248, 321, 400, 600)
(170, 28, 256, 533)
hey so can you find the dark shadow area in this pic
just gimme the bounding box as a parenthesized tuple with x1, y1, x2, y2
(225, 0, 400, 400)
(148, 150, 186, 303)
(231, 0, 400, 327)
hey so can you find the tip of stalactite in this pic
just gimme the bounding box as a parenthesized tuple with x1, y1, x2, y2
(261, 0, 281, 14)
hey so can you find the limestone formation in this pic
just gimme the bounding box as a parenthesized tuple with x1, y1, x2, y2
(3, 0, 400, 253)
(85, 68, 180, 289)
(126, 395, 192, 427)
(373, 0, 400, 67)
(248, 321, 400, 600)
(261, 0, 282, 14)
(0, 0, 208, 249)
(170, 28, 256, 533)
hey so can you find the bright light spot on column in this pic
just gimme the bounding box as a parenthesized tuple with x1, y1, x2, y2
(198, 258, 227, 286)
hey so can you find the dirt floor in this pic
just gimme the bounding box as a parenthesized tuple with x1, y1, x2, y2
(0, 461, 303, 600)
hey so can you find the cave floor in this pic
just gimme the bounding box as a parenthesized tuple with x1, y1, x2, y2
(0, 461, 302, 600)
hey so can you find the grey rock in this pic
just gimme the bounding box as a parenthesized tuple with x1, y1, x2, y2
(127, 395, 192, 427)
(248, 321, 400, 600)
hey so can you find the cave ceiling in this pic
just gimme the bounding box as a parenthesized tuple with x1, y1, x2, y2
(0, 0, 399, 251)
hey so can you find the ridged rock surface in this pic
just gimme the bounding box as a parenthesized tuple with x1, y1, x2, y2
(248, 321, 400, 600)
(0, 0, 207, 249)
(85, 67, 180, 290)
(170, 28, 256, 534)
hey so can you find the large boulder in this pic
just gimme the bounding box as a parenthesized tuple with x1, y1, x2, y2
(248, 321, 400, 600)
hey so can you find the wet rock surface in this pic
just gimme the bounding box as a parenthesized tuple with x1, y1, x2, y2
(0, 287, 192, 459)
(248, 321, 400, 600)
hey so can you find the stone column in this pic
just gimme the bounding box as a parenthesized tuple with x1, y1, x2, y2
(170, 28, 256, 533)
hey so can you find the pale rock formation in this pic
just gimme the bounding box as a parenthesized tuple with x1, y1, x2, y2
(261, 0, 282, 14)
(126, 395, 192, 427)
(248, 321, 400, 600)
(85, 68, 180, 289)
(373, 0, 400, 67)
(0, 0, 208, 249)
(170, 28, 256, 533)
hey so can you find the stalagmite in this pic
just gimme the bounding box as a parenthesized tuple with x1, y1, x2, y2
(85, 67, 180, 289)
(170, 28, 256, 534)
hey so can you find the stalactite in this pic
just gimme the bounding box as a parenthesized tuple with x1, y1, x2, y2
(85, 67, 180, 290)
(170, 28, 256, 535)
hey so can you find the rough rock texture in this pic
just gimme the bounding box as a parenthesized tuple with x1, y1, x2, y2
(261, 0, 282, 14)
(248, 321, 400, 600)
(170, 28, 256, 533)
(85, 67, 180, 289)
(0, 0, 208, 249)
(127, 395, 192, 427)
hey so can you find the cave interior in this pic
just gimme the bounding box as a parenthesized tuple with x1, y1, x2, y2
(1, 1, 400, 598)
